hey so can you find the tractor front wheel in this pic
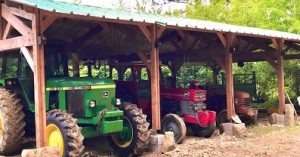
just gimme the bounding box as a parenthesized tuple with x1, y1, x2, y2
(109, 103, 149, 156)
(161, 113, 186, 144)
(46, 109, 84, 157)
(0, 89, 25, 155)
(217, 109, 230, 126)
(191, 123, 216, 138)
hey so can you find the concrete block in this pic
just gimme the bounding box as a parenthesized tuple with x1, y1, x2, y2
(232, 123, 247, 138)
(163, 131, 176, 153)
(36, 147, 60, 157)
(221, 123, 246, 138)
(22, 147, 59, 157)
(269, 113, 285, 125)
(21, 149, 37, 157)
(149, 134, 165, 153)
(285, 104, 294, 126)
(221, 123, 233, 136)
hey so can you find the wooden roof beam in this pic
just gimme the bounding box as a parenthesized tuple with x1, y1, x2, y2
(7, 5, 33, 20)
(2, 22, 11, 39)
(217, 32, 226, 47)
(1, 4, 31, 35)
(0, 34, 34, 51)
(138, 25, 151, 42)
(41, 15, 57, 33)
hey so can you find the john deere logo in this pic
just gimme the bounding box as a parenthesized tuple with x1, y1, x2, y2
(103, 91, 109, 98)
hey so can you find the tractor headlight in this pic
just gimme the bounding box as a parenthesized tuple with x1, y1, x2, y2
(89, 100, 96, 108)
(116, 98, 121, 106)
(193, 103, 206, 111)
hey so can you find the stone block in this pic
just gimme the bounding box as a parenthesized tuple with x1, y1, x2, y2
(163, 131, 176, 153)
(149, 134, 165, 153)
(269, 113, 285, 125)
(285, 104, 294, 126)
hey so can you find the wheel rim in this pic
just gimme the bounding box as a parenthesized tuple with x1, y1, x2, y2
(164, 121, 180, 139)
(46, 124, 64, 156)
(111, 117, 133, 148)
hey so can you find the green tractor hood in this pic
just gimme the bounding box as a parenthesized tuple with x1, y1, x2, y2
(46, 77, 115, 90)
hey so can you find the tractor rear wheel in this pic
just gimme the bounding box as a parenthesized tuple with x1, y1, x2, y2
(46, 109, 84, 157)
(109, 103, 149, 156)
(191, 123, 216, 138)
(0, 88, 25, 155)
(161, 113, 186, 144)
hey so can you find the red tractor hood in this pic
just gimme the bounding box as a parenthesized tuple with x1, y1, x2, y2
(161, 88, 206, 102)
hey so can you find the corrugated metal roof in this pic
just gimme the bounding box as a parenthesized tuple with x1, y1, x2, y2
(10, 0, 300, 42)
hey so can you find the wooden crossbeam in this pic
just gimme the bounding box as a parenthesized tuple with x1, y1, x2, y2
(271, 38, 278, 50)
(1, 4, 31, 35)
(266, 57, 279, 71)
(20, 47, 33, 70)
(7, 6, 33, 20)
(137, 52, 151, 70)
(138, 25, 151, 42)
(157, 27, 165, 38)
(210, 55, 226, 70)
(0, 34, 34, 51)
(217, 32, 226, 47)
(2, 23, 12, 39)
(41, 15, 57, 33)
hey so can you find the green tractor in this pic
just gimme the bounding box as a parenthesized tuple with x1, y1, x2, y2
(0, 48, 149, 157)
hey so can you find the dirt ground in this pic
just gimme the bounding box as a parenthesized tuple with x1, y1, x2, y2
(3, 113, 300, 157)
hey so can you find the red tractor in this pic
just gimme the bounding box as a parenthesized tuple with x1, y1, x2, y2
(112, 63, 216, 143)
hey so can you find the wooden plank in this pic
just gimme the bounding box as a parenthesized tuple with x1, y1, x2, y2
(7, 6, 33, 20)
(41, 15, 57, 33)
(20, 47, 33, 70)
(32, 8, 47, 148)
(138, 25, 151, 42)
(225, 33, 235, 119)
(217, 33, 226, 47)
(136, 52, 151, 70)
(1, 4, 31, 35)
(2, 23, 12, 39)
(0, 34, 34, 51)
(150, 24, 161, 130)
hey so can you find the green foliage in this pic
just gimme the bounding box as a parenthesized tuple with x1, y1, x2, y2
(185, 0, 300, 105)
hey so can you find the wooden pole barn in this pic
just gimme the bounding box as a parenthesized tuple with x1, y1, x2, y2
(1, 0, 300, 148)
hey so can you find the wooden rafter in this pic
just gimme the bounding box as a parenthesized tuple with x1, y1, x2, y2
(0, 34, 34, 51)
(41, 15, 57, 33)
(1, 4, 31, 35)
(2, 23, 11, 39)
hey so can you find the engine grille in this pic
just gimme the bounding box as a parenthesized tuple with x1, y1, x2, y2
(67, 90, 85, 117)
(180, 101, 197, 116)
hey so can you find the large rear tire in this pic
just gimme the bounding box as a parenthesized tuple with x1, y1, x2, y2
(109, 103, 149, 156)
(0, 88, 25, 155)
(161, 113, 186, 144)
(191, 123, 216, 138)
(46, 109, 84, 157)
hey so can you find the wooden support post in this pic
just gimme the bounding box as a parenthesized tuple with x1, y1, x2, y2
(32, 8, 47, 148)
(71, 53, 80, 77)
(150, 25, 161, 130)
(276, 39, 285, 114)
(225, 33, 235, 119)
